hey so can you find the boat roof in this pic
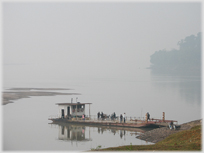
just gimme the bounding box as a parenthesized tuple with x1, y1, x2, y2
(56, 102, 92, 106)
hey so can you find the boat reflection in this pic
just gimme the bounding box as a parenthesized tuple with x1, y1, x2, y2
(50, 122, 149, 143)
(54, 123, 91, 142)
(96, 126, 145, 139)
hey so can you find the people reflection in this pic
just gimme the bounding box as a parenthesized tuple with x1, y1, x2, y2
(98, 127, 100, 133)
(120, 130, 123, 139)
(61, 126, 65, 135)
(55, 123, 144, 146)
(111, 129, 116, 135)
(101, 127, 104, 134)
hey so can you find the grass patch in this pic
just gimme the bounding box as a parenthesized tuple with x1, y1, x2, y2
(91, 145, 102, 151)
(96, 125, 201, 151)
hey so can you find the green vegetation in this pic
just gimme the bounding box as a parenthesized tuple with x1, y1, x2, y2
(94, 125, 201, 151)
(91, 145, 102, 151)
(149, 32, 201, 75)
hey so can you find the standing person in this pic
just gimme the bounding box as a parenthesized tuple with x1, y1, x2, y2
(147, 112, 150, 121)
(120, 114, 123, 123)
(82, 114, 85, 121)
(101, 112, 103, 120)
(123, 113, 126, 123)
(97, 112, 100, 120)
(169, 121, 173, 129)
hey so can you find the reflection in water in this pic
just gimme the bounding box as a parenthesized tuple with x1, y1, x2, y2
(58, 124, 91, 142)
(151, 71, 201, 105)
(179, 81, 201, 104)
(96, 126, 131, 140)
(50, 122, 151, 149)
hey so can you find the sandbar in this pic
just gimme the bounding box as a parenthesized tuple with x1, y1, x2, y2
(2, 88, 80, 105)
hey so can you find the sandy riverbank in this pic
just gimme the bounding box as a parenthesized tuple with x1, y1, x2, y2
(136, 119, 202, 143)
(2, 88, 81, 105)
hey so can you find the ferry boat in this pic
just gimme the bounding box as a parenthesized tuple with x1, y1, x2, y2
(49, 102, 177, 129)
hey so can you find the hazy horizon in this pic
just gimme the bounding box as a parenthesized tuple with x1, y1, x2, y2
(2, 2, 202, 150)
(3, 2, 201, 81)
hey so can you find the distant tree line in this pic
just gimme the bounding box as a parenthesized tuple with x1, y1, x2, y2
(149, 32, 201, 75)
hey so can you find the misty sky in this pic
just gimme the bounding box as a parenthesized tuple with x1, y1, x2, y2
(3, 2, 201, 79)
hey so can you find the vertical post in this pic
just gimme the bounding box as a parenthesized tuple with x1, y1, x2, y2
(145, 113, 148, 123)
(162, 112, 165, 122)
(76, 104, 78, 120)
(76, 97, 78, 120)
(88, 104, 90, 118)
(141, 108, 143, 119)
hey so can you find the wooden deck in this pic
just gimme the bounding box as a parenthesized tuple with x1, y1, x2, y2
(49, 118, 170, 128)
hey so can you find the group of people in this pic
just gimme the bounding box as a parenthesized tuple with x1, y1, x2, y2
(97, 112, 126, 123)
(146, 112, 176, 130)
(111, 112, 116, 120)
(169, 121, 176, 130)
(97, 112, 104, 120)
(120, 113, 126, 123)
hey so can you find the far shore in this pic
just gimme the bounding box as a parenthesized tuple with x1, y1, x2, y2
(2, 88, 80, 105)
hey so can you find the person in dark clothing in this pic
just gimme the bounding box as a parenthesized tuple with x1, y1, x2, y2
(97, 112, 100, 120)
(169, 121, 173, 129)
(101, 112, 104, 120)
(147, 112, 150, 121)
(111, 112, 116, 120)
(123, 113, 126, 123)
(169, 121, 176, 130)
(120, 114, 123, 123)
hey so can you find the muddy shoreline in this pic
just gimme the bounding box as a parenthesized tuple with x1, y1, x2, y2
(2, 88, 80, 105)
(136, 119, 202, 143)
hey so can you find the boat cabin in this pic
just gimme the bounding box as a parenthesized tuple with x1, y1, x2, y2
(56, 102, 92, 118)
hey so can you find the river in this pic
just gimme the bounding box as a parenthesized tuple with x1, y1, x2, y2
(2, 67, 201, 151)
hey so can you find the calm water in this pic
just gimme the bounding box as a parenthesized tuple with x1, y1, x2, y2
(3, 94, 153, 151)
(3, 68, 201, 151)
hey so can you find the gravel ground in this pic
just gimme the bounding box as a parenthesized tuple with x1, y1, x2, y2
(136, 119, 202, 143)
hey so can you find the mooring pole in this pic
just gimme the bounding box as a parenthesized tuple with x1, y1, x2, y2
(162, 112, 165, 122)
(141, 108, 143, 119)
